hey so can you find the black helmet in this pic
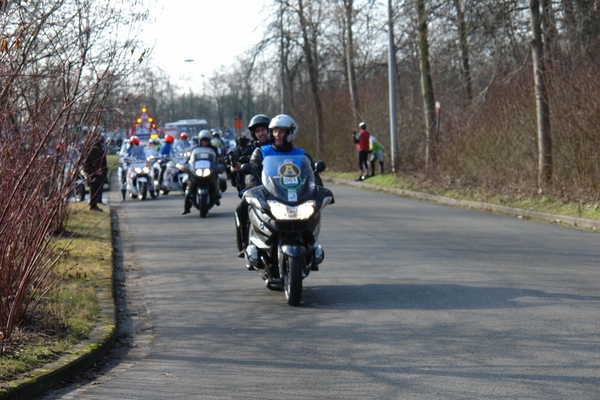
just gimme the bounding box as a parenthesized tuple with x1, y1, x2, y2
(248, 114, 270, 139)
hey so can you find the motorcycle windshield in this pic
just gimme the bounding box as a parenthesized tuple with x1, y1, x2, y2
(261, 155, 315, 204)
(190, 147, 216, 170)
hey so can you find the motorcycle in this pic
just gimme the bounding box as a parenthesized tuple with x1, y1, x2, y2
(185, 146, 224, 217)
(149, 154, 187, 196)
(241, 155, 334, 306)
(121, 157, 157, 201)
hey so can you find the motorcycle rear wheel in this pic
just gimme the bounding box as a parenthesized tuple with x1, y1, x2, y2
(284, 256, 303, 306)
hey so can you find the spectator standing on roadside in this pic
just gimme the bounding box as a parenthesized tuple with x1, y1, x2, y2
(352, 121, 370, 181)
(83, 134, 107, 212)
(369, 135, 384, 176)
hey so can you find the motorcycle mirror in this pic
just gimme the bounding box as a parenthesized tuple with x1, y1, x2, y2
(240, 163, 253, 175)
(314, 161, 326, 173)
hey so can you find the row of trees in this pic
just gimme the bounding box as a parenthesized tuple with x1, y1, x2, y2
(144, 0, 599, 199)
(2, 0, 598, 346)
(0, 0, 152, 345)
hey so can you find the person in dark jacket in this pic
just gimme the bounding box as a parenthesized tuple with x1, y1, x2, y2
(181, 130, 222, 215)
(83, 134, 108, 211)
(233, 114, 271, 257)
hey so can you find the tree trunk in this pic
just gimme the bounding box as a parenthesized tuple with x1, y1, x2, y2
(298, 0, 324, 158)
(344, 0, 360, 122)
(540, 0, 558, 67)
(453, 0, 473, 101)
(530, 0, 553, 188)
(416, 0, 436, 169)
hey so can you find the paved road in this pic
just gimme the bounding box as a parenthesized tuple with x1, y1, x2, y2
(44, 182, 600, 399)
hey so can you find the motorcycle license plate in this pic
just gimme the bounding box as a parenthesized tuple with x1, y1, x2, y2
(283, 177, 298, 186)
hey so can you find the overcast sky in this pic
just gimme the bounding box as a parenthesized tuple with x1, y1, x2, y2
(142, 0, 270, 91)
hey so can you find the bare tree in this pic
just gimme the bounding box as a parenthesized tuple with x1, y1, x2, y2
(343, 0, 360, 121)
(416, 0, 437, 169)
(0, 0, 149, 345)
(453, 0, 473, 101)
(529, 0, 553, 188)
(297, 0, 325, 157)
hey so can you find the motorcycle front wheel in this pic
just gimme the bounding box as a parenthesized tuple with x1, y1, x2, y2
(199, 193, 208, 218)
(284, 256, 303, 306)
(138, 182, 147, 200)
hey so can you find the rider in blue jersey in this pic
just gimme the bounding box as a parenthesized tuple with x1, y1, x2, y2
(246, 114, 323, 189)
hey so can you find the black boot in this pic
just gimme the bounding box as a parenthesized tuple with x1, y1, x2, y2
(181, 197, 192, 215)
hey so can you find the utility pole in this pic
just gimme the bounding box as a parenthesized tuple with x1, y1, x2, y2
(387, 0, 398, 172)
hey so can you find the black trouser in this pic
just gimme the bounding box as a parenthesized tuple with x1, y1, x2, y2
(235, 199, 250, 250)
(89, 174, 106, 208)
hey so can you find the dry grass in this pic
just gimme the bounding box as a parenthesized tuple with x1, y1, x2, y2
(0, 203, 111, 383)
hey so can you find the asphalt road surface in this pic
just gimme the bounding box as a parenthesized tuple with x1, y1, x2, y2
(43, 181, 600, 399)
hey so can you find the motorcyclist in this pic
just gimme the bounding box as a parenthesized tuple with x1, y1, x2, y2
(119, 136, 145, 187)
(246, 114, 323, 188)
(233, 114, 271, 257)
(122, 135, 145, 159)
(159, 134, 175, 158)
(155, 134, 175, 186)
(181, 130, 223, 215)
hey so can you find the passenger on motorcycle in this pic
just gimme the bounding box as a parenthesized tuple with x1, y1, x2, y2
(234, 114, 271, 257)
(210, 130, 226, 156)
(174, 133, 191, 154)
(181, 130, 223, 215)
(145, 138, 159, 157)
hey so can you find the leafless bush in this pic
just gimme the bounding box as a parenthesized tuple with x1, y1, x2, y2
(0, 0, 149, 349)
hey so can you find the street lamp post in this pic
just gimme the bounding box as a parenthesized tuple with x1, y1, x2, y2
(185, 59, 194, 117)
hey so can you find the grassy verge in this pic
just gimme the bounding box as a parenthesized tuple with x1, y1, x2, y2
(106, 154, 119, 173)
(0, 203, 111, 382)
(326, 172, 600, 221)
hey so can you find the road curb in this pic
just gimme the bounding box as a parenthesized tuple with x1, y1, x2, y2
(323, 176, 600, 231)
(0, 210, 118, 400)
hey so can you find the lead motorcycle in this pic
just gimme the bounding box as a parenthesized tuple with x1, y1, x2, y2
(185, 146, 224, 217)
(241, 155, 334, 306)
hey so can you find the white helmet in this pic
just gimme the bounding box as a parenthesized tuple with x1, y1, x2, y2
(198, 130, 211, 141)
(268, 114, 298, 144)
(359, 121, 367, 129)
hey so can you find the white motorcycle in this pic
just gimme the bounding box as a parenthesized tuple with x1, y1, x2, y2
(120, 157, 157, 201)
(150, 153, 188, 195)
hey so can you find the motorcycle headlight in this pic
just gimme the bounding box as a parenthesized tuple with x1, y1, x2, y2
(267, 200, 316, 220)
(143, 167, 150, 174)
(195, 168, 211, 177)
(134, 167, 143, 174)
